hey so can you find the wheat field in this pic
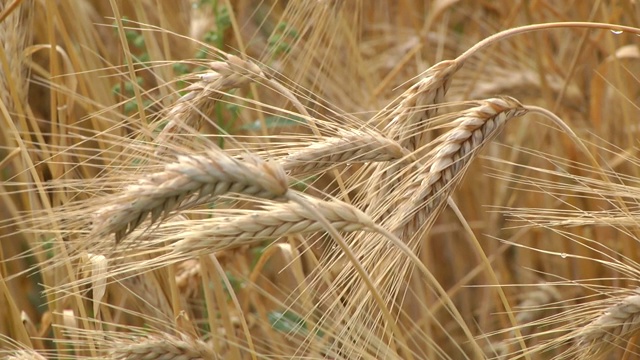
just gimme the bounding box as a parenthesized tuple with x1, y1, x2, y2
(2, 1, 640, 359)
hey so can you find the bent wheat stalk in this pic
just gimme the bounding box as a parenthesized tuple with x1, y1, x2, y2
(93, 151, 289, 242)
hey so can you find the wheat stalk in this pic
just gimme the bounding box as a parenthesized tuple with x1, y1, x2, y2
(576, 290, 640, 358)
(109, 333, 217, 360)
(92, 150, 289, 242)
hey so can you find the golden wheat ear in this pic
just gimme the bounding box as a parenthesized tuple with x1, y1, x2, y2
(107, 333, 218, 360)
(154, 54, 265, 153)
(4, 350, 47, 360)
(91, 150, 289, 243)
(572, 290, 640, 359)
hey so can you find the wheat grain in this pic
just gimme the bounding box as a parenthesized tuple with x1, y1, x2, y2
(383, 60, 461, 152)
(5, 350, 46, 360)
(175, 259, 202, 299)
(119, 270, 174, 321)
(155, 54, 265, 152)
(282, 129, 410, 176)
(393, 96, 528, 239)
(109, 333, 217, 360)
(172, 197, 374, 254)
(93, 151, 289, 242)
(577, 289, 640, 358)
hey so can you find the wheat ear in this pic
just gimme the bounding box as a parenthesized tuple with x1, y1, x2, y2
(576, 290, 640, 358)
(366, 60, 460, 217)
(109, 333, 217, 360)
(5, 350, 46, 360)
(0, 0, 32, 113)
(393, 96, 528, 239)
(154, 54, 264, 153)
(93, 151, 289, 242)
(282, 129, 410, 177)
(172, 196, 374, 254)
(175, 258, 202, 299)
(382, 60, 461, 151)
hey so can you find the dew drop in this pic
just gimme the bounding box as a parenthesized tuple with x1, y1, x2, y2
(611, 30, 624, 35)
(560, 252, 568, 259)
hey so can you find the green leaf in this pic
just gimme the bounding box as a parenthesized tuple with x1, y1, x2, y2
(290, 175, 318, 191)
(172, 63, 189, 76)
(241, 115, 306, 131)
(133, 34, 146, 48)
(268, 310, 307, 335)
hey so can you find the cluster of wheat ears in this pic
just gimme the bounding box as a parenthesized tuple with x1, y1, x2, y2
(4, 1, 640, 359)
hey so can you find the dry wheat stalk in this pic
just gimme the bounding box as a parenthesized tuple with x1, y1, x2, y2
(109, 333, 217, 360)
(281, 129, 410, 176)
(93, 151, 289, 242)
(393, 96, 528, 239)
(5, 350, 46, 360)
(576, 289, 640, 358)
(172, 197, 375, 254)
(154, 54, 265, 153)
